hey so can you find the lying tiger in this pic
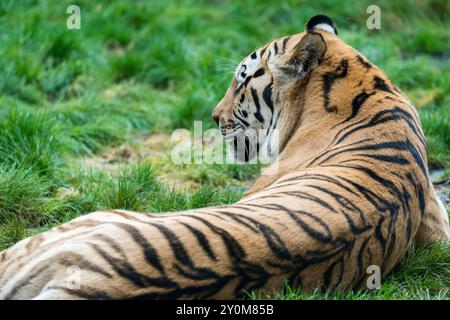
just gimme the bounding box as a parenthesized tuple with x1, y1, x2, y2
(0, 15, 448, 300)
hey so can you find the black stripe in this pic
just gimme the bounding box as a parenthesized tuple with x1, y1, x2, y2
(401, 185, 413, 244)
(282, 36, 291, 52)
(262, 79, 274, 113)
(344, 91, 375, 122)
(244, 136, 250, 162)
(236, 75, 253, 93)
(323, 256, 344, 290)
(112, 222, 165, 274)
(334, 164, 403, 198)
(243, 75, 252, 87)
(253, 68, 265, 78)
(211, 211, 259, 233)
(89, 242, 178, 289)
(335, 107, 426, 149)
(251, 87, 265, 123)
(273, 204, 333, 243)
(322, 59, 349, 113)
(173, 263, 222, 281)
(91, 233, 127, 257)
(373, 76, 393, 93)
(356, 55, 372, 69)
(185, 215, 246, 261)
(151, 223, 194, 267)
(306, 138, 373, 167)
(272, 171, 356, 197)
(303, 185, 371, 234)
(233, 109, 250, 126)
(355, 153, 409, 165)
(338, 176, 391, 211)
(338, 158, 404, 178)
(406, 173, 425, 217)
(357, 237, 371, 271)
(317, 140, 427, 178)
(284, 190, 338, 213)
(58, 255, 113, 279)
(130, 276, 234, 300)
(260, 44, 269, 57)
(179, 222, 217, 261)
(356, 237, 371, 286)
(214, 210, 292, 260)
(374, 216, 387, 253)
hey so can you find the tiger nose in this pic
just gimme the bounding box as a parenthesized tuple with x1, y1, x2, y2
(212, 114, 220, 126)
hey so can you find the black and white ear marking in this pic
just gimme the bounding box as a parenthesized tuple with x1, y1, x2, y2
(306, 15, 338, 35)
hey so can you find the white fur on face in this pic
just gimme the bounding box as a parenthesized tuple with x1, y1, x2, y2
(235, 54, 261, 84)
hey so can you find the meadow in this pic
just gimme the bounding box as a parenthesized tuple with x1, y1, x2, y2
(0, 0, 448, 299)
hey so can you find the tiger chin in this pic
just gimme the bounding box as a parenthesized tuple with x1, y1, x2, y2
(0, 15, 448, 300)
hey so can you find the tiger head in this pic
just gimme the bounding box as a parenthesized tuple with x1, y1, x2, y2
(212, 15, 369, 163)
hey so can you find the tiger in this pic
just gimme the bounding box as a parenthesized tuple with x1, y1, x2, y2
(0, 15, 448, 300)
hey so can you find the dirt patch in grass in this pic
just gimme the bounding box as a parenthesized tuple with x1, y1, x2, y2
(77, 133, 197, 189)
(76, 133, 257, 192)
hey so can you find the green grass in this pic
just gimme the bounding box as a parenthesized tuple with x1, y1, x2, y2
(0, 0, 449, 299)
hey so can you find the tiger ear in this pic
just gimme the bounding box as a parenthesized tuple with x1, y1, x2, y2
(280, 32, 327, 77)
(305, 14, 338, 35)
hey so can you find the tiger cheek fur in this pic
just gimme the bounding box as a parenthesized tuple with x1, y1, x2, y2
(0, 15, 448, 300)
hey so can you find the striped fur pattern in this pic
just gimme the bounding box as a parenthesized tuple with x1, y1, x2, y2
(1, 15, 448, 299)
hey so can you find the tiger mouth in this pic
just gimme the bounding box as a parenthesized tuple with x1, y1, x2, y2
(219, 125, 258, 162)
(222, 127, 244, 141)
